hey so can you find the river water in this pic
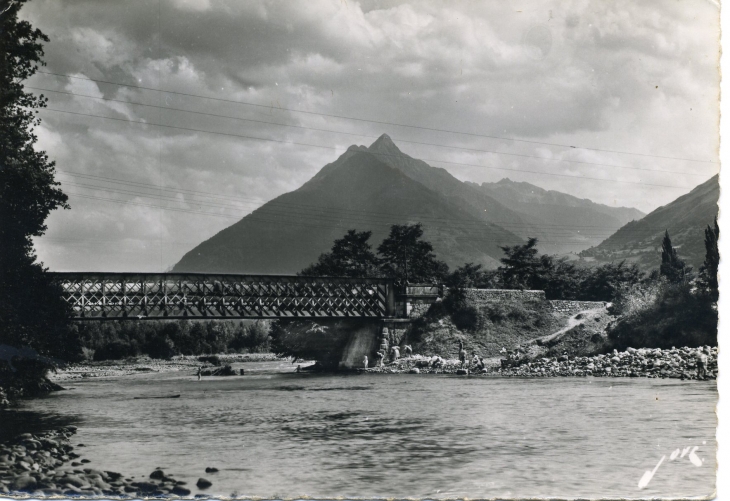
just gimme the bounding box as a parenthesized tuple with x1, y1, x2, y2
(3, 360, 717, 499)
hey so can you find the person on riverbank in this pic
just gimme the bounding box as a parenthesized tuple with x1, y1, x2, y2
(696, 347, 709, 379)
(376, 351, 384, 367)
(197, 366, 202, 381)
(363, 355, 368, 369)
(404, 345, 412, 358)
(391, 345, 400, 362)
(458, 341, 467, 367)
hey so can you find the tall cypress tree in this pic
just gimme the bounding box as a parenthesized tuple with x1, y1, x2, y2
(698, 217, 720, 301)
(1, 0, 72, 356)
(659, 230, 688, 284)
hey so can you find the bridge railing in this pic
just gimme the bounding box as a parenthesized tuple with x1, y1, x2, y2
(50, 273, 396, 320)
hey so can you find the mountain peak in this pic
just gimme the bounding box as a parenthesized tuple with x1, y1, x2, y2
(368, 133, 402, 155)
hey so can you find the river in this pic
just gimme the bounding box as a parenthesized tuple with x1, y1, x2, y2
(1, 360, 717, 499)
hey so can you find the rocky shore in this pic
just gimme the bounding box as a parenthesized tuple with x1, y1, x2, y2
(362, 346, 718, 380)
(0, 427, 218, 497)
(498, 346, 718, 379)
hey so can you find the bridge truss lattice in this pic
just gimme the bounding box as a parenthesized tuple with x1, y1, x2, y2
(51, 273, 395, 320)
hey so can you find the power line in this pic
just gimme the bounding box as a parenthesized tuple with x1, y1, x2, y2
(59, 170, 650, 230)
(40, 107, 695, 190)
(29, 86, 707, 178)
(64, 191, 612, 246)
(63, 182, 678, 240)
(35, 70, 717, 165)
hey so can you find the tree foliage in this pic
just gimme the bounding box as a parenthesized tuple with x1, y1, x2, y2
(1, 0, 71, 357)
(299, 230, 381, 278)
(377, 223, 449, 283)
(74, 320, 272, 361)
(495, 238, 643, 301)
(498, 238, 547, 290)
(301, 224, 449, 283)
(608, 282, 717, 350)
(659, 230, 690, 284)
(697, 217, 719, 301)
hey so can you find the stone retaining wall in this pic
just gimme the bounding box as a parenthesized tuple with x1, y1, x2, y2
(549, 300, 607, 314)
(463, 288, 547, 302)
(408, 302, 432, 319)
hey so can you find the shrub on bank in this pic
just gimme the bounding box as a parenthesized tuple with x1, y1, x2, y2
(75, 320, 272, 361)
(608, 282, 717, 350)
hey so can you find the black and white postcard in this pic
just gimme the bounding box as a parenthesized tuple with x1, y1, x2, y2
(0, 1, 724, 499)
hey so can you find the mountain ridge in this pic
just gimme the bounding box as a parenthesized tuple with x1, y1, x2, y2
(173, 134, 648, 274)
(579, 174, 719, 272)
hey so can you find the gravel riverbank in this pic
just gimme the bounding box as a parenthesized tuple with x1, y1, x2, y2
(363, 346, 718, 380)
(50, 353, 283, 382)
(0, 427, 217, 497)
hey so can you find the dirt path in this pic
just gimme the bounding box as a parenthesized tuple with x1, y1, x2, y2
(539, 307, 605, 345)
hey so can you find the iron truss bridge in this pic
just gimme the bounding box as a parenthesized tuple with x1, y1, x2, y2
(50, 273, 396, 320)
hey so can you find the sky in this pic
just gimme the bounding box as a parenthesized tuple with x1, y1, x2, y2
(19, 0, 721, 272)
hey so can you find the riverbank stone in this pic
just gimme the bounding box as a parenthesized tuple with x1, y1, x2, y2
(197, 477, 213, 489)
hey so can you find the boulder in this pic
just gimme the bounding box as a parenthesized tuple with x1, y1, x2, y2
(61, 474, 86, 488)
(204, 467, 219, 473)
(11, 475, 38, 491)
(172, 486, 192, 496)
(196, 478, 213, 489)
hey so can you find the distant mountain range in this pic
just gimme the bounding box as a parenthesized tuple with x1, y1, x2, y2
(472, 178, 644, 252)
(579, 174, 719, 272)
(173, 135, 646, 274)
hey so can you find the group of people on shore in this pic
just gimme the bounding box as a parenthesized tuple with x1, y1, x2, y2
(363, 340, 489, 371)
(365, 344, 413, 368)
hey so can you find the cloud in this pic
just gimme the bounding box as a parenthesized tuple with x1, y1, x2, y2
(17, 0, 720, 271)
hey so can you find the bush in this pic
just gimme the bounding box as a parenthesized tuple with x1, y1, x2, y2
(198, 355, 221, 366)
(93, 340, 136, 361)
(608, 283, 717, 350)
(450, 304, 480, 331)
(146, 334, 176, 360)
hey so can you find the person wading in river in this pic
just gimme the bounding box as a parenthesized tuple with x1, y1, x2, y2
(197, 366, 202, 381)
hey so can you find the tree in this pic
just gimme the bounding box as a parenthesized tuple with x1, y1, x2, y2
(578, 261, 643, 301)
(1, 0, 71, 357)
(445, 263, 488, 289)
(377, 223, 448, 283)
(300, 229, 381, 277)
(659, 230, 689, 284)
(697, 217, 719, 301)
(498, 238, 549, 290)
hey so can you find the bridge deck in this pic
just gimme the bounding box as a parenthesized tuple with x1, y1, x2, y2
(51, 273, 396, 320)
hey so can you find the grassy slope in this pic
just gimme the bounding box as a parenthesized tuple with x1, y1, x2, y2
(407, 299, 571, 358)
